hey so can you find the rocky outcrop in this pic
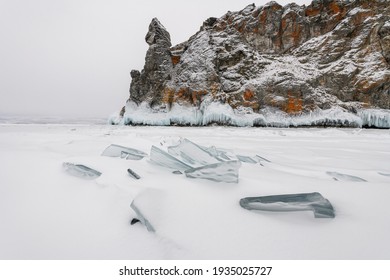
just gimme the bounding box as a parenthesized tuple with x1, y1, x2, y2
(129, 18, 172, 106)
(116, 0, 390, 128)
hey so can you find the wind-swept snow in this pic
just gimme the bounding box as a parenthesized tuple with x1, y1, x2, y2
(1, 124, 390, 259)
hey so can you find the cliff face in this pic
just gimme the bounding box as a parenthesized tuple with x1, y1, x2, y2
(118, 0, 390, 127)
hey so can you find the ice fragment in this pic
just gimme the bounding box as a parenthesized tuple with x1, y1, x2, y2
(326, 171, 366, 182)
(102, 144, 147, 160)
(150, 145, 192, 171)
(127, 168, 141, 179)
(240, 192, 335, 218)
(62, 162, 102, 179)
(184, 160, 241, 183)
(237, 155, 257, 164)
(168, 138, 220, 166)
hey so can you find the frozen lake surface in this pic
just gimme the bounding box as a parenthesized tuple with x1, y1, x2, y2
(0, 124, 389, 259)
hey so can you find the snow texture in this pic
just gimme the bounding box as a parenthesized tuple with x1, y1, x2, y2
(2, 124, 390, 259)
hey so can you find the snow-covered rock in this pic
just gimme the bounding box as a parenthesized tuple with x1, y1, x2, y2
(114, 0, 390, 128)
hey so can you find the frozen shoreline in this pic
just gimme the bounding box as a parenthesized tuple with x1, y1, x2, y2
(110, 102, 390, 129)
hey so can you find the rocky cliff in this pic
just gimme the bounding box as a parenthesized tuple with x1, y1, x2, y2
(113, 0, 390, 128)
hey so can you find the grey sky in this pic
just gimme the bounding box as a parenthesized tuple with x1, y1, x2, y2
(0, 0, 312, 118)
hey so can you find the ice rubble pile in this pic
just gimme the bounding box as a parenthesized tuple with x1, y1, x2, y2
(63, 138, 340, 234)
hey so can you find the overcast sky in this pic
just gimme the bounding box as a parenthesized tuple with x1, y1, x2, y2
(0, 0, 312, 118)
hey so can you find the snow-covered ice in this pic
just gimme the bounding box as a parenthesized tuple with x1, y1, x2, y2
(1, 123, 390, 259)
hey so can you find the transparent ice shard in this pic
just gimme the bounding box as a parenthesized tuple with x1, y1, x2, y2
(240, 192, 335, 218)
(236, 155, 257, 164)
(62, 162, 102, 179)
(378, 172, 390, 177)
(184, 160, 241, 183)
(168, 138, 220, 166)
(202, 146, 235, 161)
(101, 144, 147, 160)
(127, 168, 141, 179)
(150, 145, 192, 171)
(326, 171, 366, 182)
(255, 155, 271, 163)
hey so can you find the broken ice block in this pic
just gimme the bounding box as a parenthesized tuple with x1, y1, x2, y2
(130, 190, 164, 232)
(101, 144, 147, 160)
(236, 155, 257, 164)
(184, 160, 241, 183)
(240, 192, 335, 218)
(62, 162, 102, 179)
(150, 145, 192, 171)
(130, 203, 155, 232)
(168, 138, 221, 166)
(127, 168, 141, 179)
(326, 171, 366, 182)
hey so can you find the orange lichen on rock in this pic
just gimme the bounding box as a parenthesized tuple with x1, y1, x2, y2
(260, 10, 267, 25)
(243, 89, 255, 101)
(292, 23, 302, 45)
(162, 87, 175, 107)
(285, 92, 303, 114)
(191, 90, 208, 105)
(305, 6, 321, 17)
(171, 55, 180, 65)
(329, 1, 341, 14)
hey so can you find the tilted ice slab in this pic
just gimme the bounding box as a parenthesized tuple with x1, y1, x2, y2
(240, 192, 335, 218)
(167, 138, 221, 166)
(130, 190, 165, 232)
(150, 145, 192, 172)
(184, 160, 241, 183)
(326, 171, 366, 182)
(378, 172, 390, 177)
(236, 155, 258, 164)
(101, 144, 147, 160)
(62, 162, 102, 179)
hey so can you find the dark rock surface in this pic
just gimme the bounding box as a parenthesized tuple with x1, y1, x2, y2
(118, 0, 390, 127)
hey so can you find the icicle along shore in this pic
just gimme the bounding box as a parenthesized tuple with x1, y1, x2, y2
(111, 0, 390, 128)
